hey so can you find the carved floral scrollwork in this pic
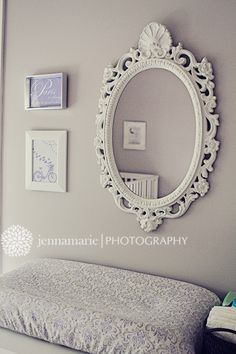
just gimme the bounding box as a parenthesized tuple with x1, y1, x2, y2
(95, 22, 220, 232)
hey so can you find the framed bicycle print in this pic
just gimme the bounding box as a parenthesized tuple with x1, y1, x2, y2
(25, 130, 67, 192)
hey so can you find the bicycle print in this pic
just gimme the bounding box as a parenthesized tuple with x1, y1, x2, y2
(32, 140, 58, 184)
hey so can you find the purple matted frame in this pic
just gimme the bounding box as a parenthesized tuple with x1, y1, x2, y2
(25, 73, 67, 110)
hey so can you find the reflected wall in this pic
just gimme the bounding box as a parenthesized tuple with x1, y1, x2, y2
(113, 68, 195, 198)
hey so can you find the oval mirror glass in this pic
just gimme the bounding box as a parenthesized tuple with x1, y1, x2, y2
(113, 68, 195, 199)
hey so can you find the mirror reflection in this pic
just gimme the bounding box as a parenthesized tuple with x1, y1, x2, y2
(112, 68, 195, 199)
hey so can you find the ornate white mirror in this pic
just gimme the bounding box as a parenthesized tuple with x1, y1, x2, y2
(95, 22, 219, 232)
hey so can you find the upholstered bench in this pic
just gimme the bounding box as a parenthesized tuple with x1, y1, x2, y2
(0, 258, 220, 353)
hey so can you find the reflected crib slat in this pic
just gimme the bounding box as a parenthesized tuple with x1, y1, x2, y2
(120, 172, 159, 199)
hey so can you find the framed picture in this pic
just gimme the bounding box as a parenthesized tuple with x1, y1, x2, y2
(123, 121, 146, 150)
(25, 130, 67, 192)
(25, 73, 67, 110)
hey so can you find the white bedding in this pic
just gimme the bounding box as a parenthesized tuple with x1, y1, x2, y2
(0, 258, 220, 353)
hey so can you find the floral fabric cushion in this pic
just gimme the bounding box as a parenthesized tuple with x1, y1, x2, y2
(0, 258, 220, 353)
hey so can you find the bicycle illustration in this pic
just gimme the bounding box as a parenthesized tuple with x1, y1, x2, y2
(32, 147, 57, 183)
(33, 163, 57, 183)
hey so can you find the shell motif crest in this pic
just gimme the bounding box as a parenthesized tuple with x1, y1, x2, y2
(138, 22, 172, 57)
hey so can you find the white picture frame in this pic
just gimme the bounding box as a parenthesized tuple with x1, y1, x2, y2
(25, 130, 67, 192)
(25, 73, 67, 110)
(123, 121, 146, 150)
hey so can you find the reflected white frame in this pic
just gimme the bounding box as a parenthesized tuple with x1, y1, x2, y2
(123, 121, 146, 150)
(25, 130, 67, 192)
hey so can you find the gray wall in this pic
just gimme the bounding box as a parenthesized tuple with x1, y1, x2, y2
(1, 0, 236, 297)
(0, 0, 4, 274)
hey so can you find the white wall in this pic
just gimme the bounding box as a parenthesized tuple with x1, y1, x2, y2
(2, 0, 236, 297)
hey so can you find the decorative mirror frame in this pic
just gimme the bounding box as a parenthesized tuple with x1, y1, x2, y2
(95, 22, 219, 232)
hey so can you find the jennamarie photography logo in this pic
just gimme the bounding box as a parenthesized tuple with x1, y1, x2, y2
(0, 225, 188, 257)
